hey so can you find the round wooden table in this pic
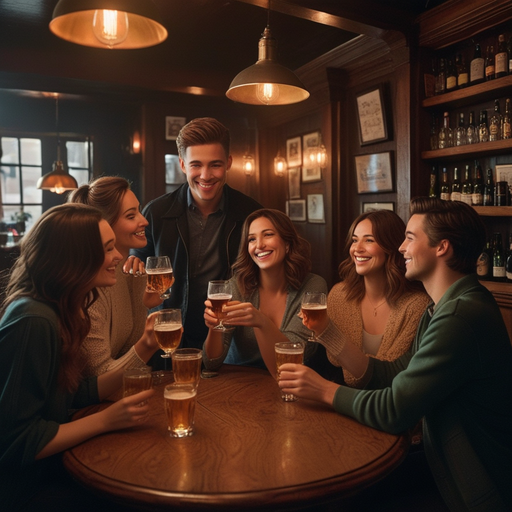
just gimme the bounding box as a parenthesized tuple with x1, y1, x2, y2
(64, 365, 409, 511)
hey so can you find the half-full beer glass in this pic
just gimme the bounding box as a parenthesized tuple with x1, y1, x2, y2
(275, 341, 304, 402)
(164, 382, 197, 437)
(123, 366, 152, 397)
(301, 292, 327, 341)
(207, 280, 232, 331)
(146, 256, 174, 299)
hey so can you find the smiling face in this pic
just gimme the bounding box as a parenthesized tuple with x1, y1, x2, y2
(91, 219, 122, 288)
(110, 190, 148, 257)
(247, 216, 288, 272)
(180, 143, 232, 213)
(349, 218, 387, 278)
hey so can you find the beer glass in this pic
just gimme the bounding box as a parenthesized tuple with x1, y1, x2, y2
(123, 366, 152, 397)
(275, 341, 304, 402)
(154, 309, 183, 359)
(207, 280, 232, 331)
(146, 256, 174, 299)
(172, 348, 203, 391)
(164, 382, 197, 437)
(301, 292, 327, 341)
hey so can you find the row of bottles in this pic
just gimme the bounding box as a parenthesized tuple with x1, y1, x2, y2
(428, 162, 510, 206)
(430, 98, 512, 150)
(478, 232, 512, 281)
(425, 34, 512, 97)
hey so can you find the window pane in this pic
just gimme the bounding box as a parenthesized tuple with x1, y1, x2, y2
(66, 141, 89, 168)
(1, 138, 19, 164)
(165, 154, 186, 184)
(69, 168, 89, 187)
(21, 166, 43, 203)
(20, 139, 42, 165)
(1, 165, 20, 203)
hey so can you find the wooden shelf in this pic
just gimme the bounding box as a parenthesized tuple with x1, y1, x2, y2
(473, 206, 512, 217)
(421, 139, 512, 161)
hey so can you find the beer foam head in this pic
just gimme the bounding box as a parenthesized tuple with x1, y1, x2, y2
(164, 385, 196, 399)
(155, 323, 182, 332)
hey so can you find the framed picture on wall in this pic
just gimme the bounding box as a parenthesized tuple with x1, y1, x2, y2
(355, 152, 393, 194)
(288, 167, 301, 199)
(307, 194, 325, 223)
(166, 116, 187, 140)
(355, 85, 388, 145)
(362, 202, 395, 213)
(286, 136, 302, 167)
(286, 199, 306, 222)
(302, 131, 322, 182)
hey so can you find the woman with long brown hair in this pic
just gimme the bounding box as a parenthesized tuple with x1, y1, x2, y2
(203, 208, 327, 376)
(0, 203, 154, 509)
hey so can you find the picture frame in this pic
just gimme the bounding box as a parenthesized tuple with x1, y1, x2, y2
(495, 164, 512, 191)
(355, 152, 393, 194)
(355, 86, 388, 145)
(286, 136, 302, 167)
(288, 167, 301, 199)
(302, 131, 322, 182)
(307, 194, 325, 223)
(166, 116, 187, 140)
(362, 202, 395, 213)
(286, 199, 306, 222)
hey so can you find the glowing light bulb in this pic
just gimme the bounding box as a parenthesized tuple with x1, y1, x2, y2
(243, 154, 255, 176)
(274, 155, 287, 177)
(256, 83, 280, 105)
(92, 10, 129, 48)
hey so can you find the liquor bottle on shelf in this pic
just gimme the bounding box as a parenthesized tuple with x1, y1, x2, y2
(466, 111, 478, 144)
(506, 235, 512, 281)
(483, 168, 494, 206)
(478, 109, 489, 143)
(446, 59, 458, 91)
(489, 99, 502, 141)
(435, 58, 446, 95)
(503, 98, 511, 140)
(492, 232, 506, 281)
(495, 34, 509, 79)
(476, 240, 492, 279)
(429, 166, 438, 198)
(438, 111, 453, 148)
(450, 167, 462, 202)
(430, 113, 438, 150)
(455, 112, 466, 146)
(485, 45, 495, 81)
(424, 58, 437, 98)
(470, 43, 485, 85)
(440, 167, 450, 200)
(495, 181, 510, 206)
(455, 53, 468, 88)
(508, 36, 512, 78)
(461, 165, 473, 205)
(472, 162, 483, 206)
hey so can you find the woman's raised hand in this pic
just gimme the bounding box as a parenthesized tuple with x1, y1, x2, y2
(123, 255, 146, 276)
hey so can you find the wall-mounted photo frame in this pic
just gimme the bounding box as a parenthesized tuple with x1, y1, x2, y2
(362, 202, 395, 213)
(288, 167, 301, 199)
(355, 152, 393, 194)
(355, 86, 388, 145)
(307, 194, 325, 223)
(302, 131, 322, 182)
(166, 116, 187, 140)
(286, 199, 306, 222)
(286, 136, 302, 167)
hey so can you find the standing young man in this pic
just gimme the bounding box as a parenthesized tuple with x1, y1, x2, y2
(132, 117, 262, 350)
(280, 197, 512, 511)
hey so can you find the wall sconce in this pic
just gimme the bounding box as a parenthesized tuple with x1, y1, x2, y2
(305, 139, 328, 170)
(131, 131, 141, 154)
(243, 154, 256, 176)
(274, 152, 287, 177)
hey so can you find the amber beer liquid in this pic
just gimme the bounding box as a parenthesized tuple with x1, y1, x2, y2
(154, 323, 182, 352)
(123, 371, 152, 397)
(301, 304, 328, 323)
(275, 345, 304, 378)
(208, 293, 232, 320)
(164, 384, 197, 437)
(172, 349, 202, 390)
(146, 269, 174, 294)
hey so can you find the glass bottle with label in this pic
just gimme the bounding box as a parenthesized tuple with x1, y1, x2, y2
(429, 166, 438, 198)
(455, 112, 466, 146)
(470, 43, 485, 84)
(492, 232, 506, 280)
(438, 111, 453, 148)
(472, 162, 483, 206)
(450, 167, 462, 202)
(440, 167, 450, 200)
(466, 111, 478, 144)
(483, 168, 494, 206)
(485, 45, 495, 81)
(461, 165, 473, 205)
(495, 34, 509, 78)
(503, 98, 511, 140)
(489, 99, 502, 141)
(446, 59, 458, 91)
(476, 240, 492, 279)
(478, 109, 489, 143)
(455, 53, 468, 88)
(435, 58, 446, 95)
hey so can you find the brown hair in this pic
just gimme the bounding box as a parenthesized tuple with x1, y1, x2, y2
(176, 117, 230, 160)
(2, 203, 105, 391)
(68, 176, 131, 226)
(409, 197, 486, 274)
(232, 209, 311, 298)
(338, 209, 418, 305)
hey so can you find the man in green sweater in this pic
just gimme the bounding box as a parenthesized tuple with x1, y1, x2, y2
(279, 197, 512, 511)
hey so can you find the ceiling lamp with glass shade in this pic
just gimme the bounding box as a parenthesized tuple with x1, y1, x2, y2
(37, 94, 78, 195)
(226, 24, 309, 106)
(49, 0, 168, 49)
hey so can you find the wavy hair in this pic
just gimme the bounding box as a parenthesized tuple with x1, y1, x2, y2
(232, 209, 311, 298)
(2, 204, 105, 391)
(338, 209, 417, 305)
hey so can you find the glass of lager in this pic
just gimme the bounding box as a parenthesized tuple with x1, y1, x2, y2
(123, 366, 153, 397)
(172, 348, 203, 391)
(154, 309, 183, 359)
(207, 280, 233, 331)
(164, 382, 197, 437)
(146, 256, 174, 299)
(275, 341, 304, 402)
(301, 292, 327, 341)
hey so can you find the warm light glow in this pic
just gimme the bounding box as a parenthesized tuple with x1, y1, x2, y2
(256, 83, 280, 105)
(92, 10, 129, 48)
(132, 131, 141, 154)
(243, 154, 255, 176)
(274, 154, 287, 177)
(316, 144, 328, 168)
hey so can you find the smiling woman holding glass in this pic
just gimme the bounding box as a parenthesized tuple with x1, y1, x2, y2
(0, 204, 155, 510)
(203, 208, 327, 377)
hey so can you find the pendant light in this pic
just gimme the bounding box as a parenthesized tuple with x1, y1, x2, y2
(49, 0, 167, 49)
(226, 2, 309, 106)
(37, 95, 78, 195)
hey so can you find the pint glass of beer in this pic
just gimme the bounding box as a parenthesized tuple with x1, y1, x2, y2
(172, 348, 203, 391)
(275, 341, 304, 402)
(164, 383, 197, 437)
(123, 366, 152, 397)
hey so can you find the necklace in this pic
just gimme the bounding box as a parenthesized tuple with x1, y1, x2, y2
(366, 296, 387, 317)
